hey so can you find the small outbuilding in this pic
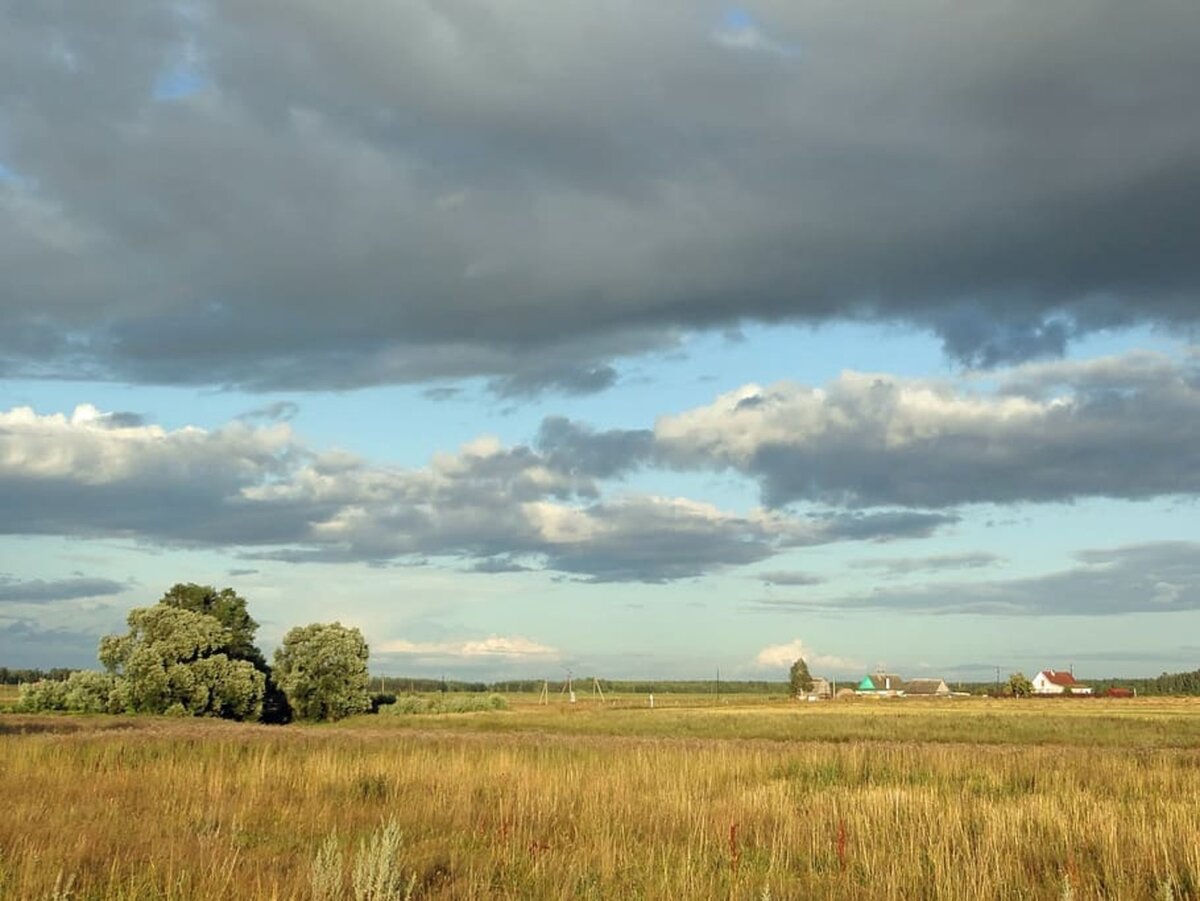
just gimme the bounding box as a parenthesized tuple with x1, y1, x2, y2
(806, 676, 832, 700)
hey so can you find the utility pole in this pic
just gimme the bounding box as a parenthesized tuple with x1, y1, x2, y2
(994, 666, 1001, 696)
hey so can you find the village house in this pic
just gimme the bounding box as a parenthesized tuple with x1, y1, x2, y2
(905, 678, 951, 698)
(856, 673, 905, 697)
(1032, 669, 1093, 695)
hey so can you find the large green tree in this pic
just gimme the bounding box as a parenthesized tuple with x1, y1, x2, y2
(99, 604, 265, 720)
(159, 583, 290, 722)
(273, 623, 371, 721)
(789, 657, 814, 697)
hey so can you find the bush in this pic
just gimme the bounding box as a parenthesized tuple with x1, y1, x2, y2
(16, 679, 69, 712)
(16, 671, 123, 714)
(381, 694, 507, 715)
(62, 671, 123, 714)
(274, 623, 371, 722)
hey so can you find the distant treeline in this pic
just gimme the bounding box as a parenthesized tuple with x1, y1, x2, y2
(374, 677, 789, 695)
(1085, 670, 1200, 696)
(0, 667, 75, 684)
(374, 672, 1200, 697)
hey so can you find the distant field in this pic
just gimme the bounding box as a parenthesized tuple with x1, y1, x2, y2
(376, 691, 1200, 748)
(0, 685, 19, 709)
(3, 697, 1199, 898)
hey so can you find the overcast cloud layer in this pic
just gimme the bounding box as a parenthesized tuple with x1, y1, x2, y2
(2, 2, 1199, 391)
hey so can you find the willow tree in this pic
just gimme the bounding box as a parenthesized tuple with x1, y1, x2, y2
(273, 622, 371, 721)
(99, 604, 265, 720)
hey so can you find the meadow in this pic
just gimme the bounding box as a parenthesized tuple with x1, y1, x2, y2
(2, 695, 1199, 899)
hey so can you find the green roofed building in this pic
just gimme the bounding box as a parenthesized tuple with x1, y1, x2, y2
(856, 673, 905, 696)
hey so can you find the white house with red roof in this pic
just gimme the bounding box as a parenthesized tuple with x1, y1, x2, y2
(1032, 669, 1092, 695)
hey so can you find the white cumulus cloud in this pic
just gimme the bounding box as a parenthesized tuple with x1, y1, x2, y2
(751, 639, 862, 673)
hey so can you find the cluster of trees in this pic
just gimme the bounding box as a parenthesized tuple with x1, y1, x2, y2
(17, 584, 372, 723)
(1087, 669, 1200, 696)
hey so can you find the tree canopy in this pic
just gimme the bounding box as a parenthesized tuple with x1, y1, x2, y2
(158, 582, 291, 722)
(99, 603, 265, 720)
(159, 583, 265, 667)
(273, 622, 371, 722)
(1007, 672, 1033, 698)
(789, 657, 814, 696)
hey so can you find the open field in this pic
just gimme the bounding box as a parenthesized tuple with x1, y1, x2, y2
(3, 698, 1200, 899)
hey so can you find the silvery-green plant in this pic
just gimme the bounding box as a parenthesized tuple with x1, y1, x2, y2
(351, 821, 415, 901)
(310, 834, 344, 900)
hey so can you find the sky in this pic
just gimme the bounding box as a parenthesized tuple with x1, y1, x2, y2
(2, 2, 1199, 682)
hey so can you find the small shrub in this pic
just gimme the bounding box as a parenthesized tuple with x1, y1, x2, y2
(310, 834, 344, 900)
(351, 821, 414, 901)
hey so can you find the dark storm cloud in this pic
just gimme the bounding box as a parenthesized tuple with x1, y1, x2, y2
(753, 543, 1200, 616)
(0, 576, 128, 605)
(2, 2, 1199, 391)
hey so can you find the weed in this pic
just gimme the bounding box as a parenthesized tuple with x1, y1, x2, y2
(310, 834, 343, 900)
(351, 821, 414, 901)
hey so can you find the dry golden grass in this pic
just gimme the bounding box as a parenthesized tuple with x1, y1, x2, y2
(2, 698, 1199, 899)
